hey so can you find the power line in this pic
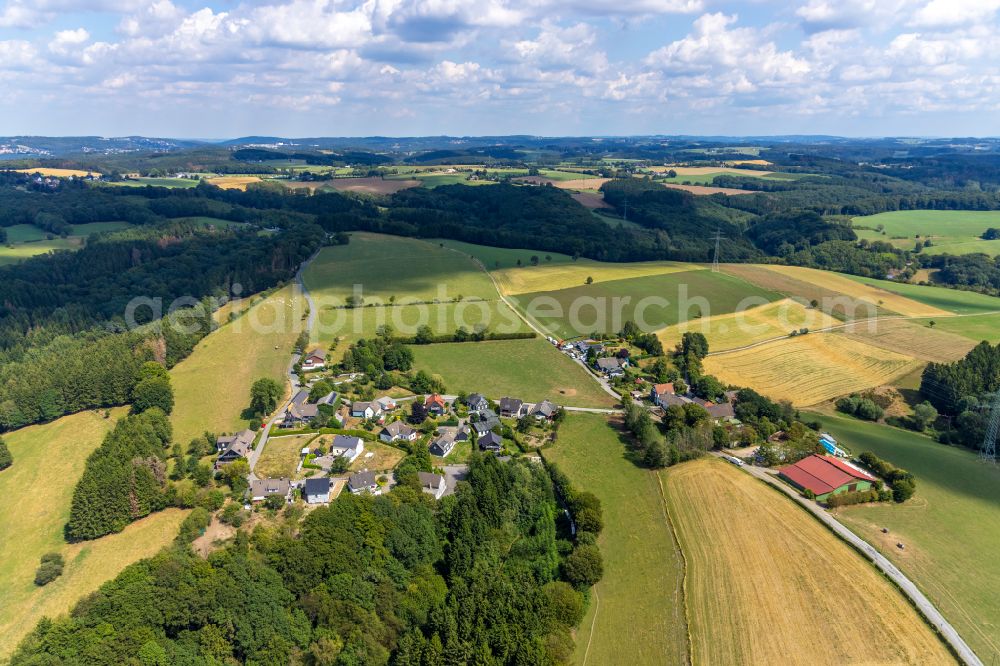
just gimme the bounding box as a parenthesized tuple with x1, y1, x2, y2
(712, 227, 723, 273)
(983, 391, 999, 464)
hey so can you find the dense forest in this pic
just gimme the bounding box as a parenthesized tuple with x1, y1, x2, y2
(921, 342, 1000, 449)
(13, 454, 602, 665)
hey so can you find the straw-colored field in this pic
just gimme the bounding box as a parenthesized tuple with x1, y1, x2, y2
(206, 176, 262, 190)
(0, 409, 187, 658)
(493, 259, 703, 296)
(657, 298, 840, 352)
(324, 177, 420, 194)
(170, 284, 304, 443)
(662, 183, 753, 196)
(14, 167, 93, 177)
(747, 265, 950, 317)
(705, 333, 921, 406)
(839, 319, 977, 363)
(650, 166, 774, 176)
(663, 458, 955, 665)
(255, 434, 316, 479)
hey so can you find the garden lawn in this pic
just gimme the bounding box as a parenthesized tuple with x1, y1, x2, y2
(411, 339, 616, 408)
(544, 413, 688, 665)
(510, 270, 780, 339)
(256, 434, 316, 479)
(0, 409, 188, 659)
(170, 284, 305, 443)
(809, 411, 1000, 664)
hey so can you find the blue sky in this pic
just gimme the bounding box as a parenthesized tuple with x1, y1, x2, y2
(1, 0, 998, 138)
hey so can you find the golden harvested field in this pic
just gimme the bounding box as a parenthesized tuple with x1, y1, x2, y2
(663, 183, 753, 196)
(206, 176, 262, 190)
(663, 459, 955, 665)
(0, 409, 188, 658)
(756, 265, 950, 317)
(570, 191, 612, 209)
(493, 259, 703, 295)
(14, 167, 93, 177)
(839, 319, 977, 363)
(727, 159, 772, 166)
(704, 333, 921, 406)
(324, 177, 420, 194)
(657, 298, 840, 352)
(170, 284, 304, 443)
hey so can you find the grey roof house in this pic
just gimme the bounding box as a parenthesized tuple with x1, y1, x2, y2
(418, 472, 447, 500)
(250, 477, 292, 502)
(304, 477, 332, 504)
(498, 397, 524, 418)
(466, 393, 490, 412)
(478, 431, 503, 452)
(380, 421, 417, 443)
(348, 470, 379, 495)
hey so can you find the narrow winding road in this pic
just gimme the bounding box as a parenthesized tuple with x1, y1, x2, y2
(715, 452, 984, 666)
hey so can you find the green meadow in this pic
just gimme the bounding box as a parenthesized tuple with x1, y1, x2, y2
(810, 411, 1000, 663)
(430, 238, 574, 269)
(845, 274, 1000, 315)
(411, 338, 615, 408)
(854, 210, 1000, 256)
(910, 312, 1000, 342)
(510, 270, 780, 339)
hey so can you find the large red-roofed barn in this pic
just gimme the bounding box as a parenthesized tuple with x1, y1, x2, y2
(778, 454, 876, 501)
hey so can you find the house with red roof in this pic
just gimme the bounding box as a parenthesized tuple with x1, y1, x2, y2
(425, 393, 448, 415)
(778, 454, 876, 501)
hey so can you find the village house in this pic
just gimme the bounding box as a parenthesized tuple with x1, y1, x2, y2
(282, 389, 339, 428)
(595, 357, 626, 377)
(329, 435, 365, 462)
(348, 470, 379, 495)
(351, 401, 381, 420)
(380, 421, 418, 443)
(429, 432, 457, 457)
(650, 383, 675, 407)
(425, 394, 448, 415)
(778, 455, 876, 502)
(216, 429, 255, 453)
(303, 477, 332, 504)
(301, 350, 326, 371)
(375, 396, 397, 412)
(498, 397, 524, 418)
(418, 472, 447, 500)
(472, 409, 501, 435)
(249, 477, 292, 503)
(478, 431, 503, 452)
(465, 393, 490, 412)
(529, 399, 558, 420)
(214, 430, 255, 469)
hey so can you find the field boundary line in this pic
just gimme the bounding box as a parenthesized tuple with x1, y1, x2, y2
(655, 469, 693, 666)
(716, 453, 983, 666)
(581, 583, 600, 666)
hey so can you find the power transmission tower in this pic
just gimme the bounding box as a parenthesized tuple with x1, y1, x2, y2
(983, 392, 1000, 464)
(622, 195, 628, 222)
(711, 228, 723, 273)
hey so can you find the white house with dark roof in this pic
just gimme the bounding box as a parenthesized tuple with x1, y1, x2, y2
(498, 397, 524, 418)
(304, 477, 332, 504)
(349, 470, 379, 495)
(301, 349, 326, 371)
(330, 435, 365, 462)
(380, 421, 417, 443)
(250, 477, 292, 503)
(466, 393, 490, 412)
(418, 472, 447, 500)
(429, 432, 457, 457)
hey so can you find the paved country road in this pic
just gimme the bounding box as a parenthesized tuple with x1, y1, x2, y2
(714, 452, 984, 666)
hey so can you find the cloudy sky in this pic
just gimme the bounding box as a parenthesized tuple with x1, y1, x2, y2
(1, 0, 998, 138)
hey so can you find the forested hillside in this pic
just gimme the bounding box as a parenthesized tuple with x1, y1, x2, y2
(12, 455, 601, 664)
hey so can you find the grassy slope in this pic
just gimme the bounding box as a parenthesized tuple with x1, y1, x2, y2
(0, 409, 187, 658)
(494, 259, 702, 296)
(909, 312, 1000, 342)
(411, 339, 615, 408)
(664, 458, 955, 665)
(511, 270, 781, 339)
(854, 210, 1000, 255)
(845, 275, 1000, 315)
(809, 411, 1000, 663)
(544, 414, 688, 665)
(430, 238, 574, 269)
(170, 284, 304, 443)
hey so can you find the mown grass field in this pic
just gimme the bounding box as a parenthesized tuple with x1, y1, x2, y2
(544, 414, 688, 665)
(839, 319, 977, 363)
(256, 434, 315, 478)
(845, 275, 1000, 315)
(663, 458, 955, 665)
(511, 270, 780, 339)
(431, 238, 574, 270)
(656, 297, 840, 352)
(0, 409, 188, 658)
(170, 284, 304, 443)
(493, 258, 701, 296)
(411, 339, 616, 408)
(305, 234, 499, 305)
(810, 411, 1000, 663)
(854, 210, 1000, 256)
(910, 312, 1000, 342)
(754, 265, 951, 317)
(0, 238, 81, 265)
(705, 333, 921, 406)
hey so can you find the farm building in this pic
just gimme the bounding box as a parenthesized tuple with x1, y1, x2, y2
(778, 454, 876, 501)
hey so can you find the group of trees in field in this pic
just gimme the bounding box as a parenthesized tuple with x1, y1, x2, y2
(858, 451, 917, 502)
(0, 436, 10, 470)
(619, 320, 664, 356)
(13, 455, 599, 665)
(921, 341, 1000, 448)
(340, 330, 415, 376)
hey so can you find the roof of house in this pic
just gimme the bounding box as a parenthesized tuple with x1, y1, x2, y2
(425, 394, 447, 408)
(375, 396, 396, 409)
(596, 357, 623, 371)
(304, 477, 332, 495)
(531, 399, 558, 416)
(349, 470, 377, 489)
(418, 472, 445, 490)
(652, 383, 674, 395)
(305, 349, 325, 361)
(352, 401, 375, 413)
(779, 455, 877, 495)
(660, 393, 693, 407)
(250, 477, 291, 498)
(499, 397, 522, 411)
(467, 393, 487, 406)
(382, 421, 414, 437)
(331, 434, 363, 450)
(217, 429, 255, 448)
(478, 431, 502, 447)
(706, 402, 736, 419)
